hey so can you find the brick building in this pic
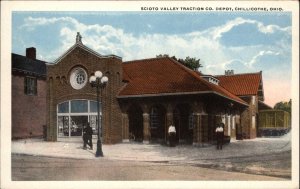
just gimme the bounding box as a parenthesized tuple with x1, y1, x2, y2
(118, 58, 249, 145)
(46, 34, 123, 143)
(12, 47, 47, 139)
(13, 33, 269, 144)
(216, 72, 265, 139)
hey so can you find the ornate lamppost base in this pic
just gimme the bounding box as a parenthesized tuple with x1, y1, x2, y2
(95, 139, 104, 157)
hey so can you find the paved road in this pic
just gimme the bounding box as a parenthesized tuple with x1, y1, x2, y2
(12, 153, 289, 181)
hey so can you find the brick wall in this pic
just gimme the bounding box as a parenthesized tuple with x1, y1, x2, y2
(241, 95, 258, 139)
(12, 74, 46, 139)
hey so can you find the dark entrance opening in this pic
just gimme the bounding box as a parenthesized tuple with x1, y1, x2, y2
(173, 104, 193, 144)
(150, 105, 166, 144)
(70, 116, 88, 136)
(128, 105, 143, 142)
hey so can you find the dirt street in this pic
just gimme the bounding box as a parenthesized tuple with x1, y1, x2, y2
(12, 153, 289, 181)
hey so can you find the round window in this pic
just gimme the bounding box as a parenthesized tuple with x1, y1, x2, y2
(70, 67, 88, 90)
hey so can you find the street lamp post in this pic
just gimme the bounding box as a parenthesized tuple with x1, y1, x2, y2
(89, 71, 108, 157)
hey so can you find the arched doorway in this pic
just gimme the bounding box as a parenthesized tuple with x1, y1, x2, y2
(150, 105, 166, 143)
(173, 104, 193, 144)
(128, 105, 143, 142)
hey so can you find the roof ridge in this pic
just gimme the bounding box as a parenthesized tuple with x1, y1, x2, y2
(166, 58, 248, 105)
(167, 57, 215, 88)
(215, 71, 262, 77)
(124, 57, 168, 64)
(12, 53, 47, 63)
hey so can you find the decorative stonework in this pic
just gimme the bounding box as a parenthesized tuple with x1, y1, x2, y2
(69, 67, 87, 90)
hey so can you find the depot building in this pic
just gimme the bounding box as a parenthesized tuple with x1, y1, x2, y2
(12, 33, 268, 145)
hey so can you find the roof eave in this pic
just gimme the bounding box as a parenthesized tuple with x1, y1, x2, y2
(212, 91, 248, 107)
(117, 91, 212, 98)
(52, 42, 122, 64)
(117, 90, 248, 107)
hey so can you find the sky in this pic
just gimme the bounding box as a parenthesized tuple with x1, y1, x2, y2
(12, 11, 292, 107)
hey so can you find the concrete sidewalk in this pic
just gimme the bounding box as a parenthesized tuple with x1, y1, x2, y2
(12, 132, 291, 163)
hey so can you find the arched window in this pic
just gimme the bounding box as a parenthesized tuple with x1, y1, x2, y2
(57, 100, 100, 137)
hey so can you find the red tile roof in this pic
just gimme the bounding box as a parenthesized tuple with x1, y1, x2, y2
(119, 57, 247, 106)
(216, 72, 262, 96)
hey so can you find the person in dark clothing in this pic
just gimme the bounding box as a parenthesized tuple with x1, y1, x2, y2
(83, 123, 93, 150)
(215, 123, 224, 150)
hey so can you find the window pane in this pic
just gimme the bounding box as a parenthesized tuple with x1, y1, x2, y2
(89, 115, 98, 135)
(58, 102, 69, 113)
(58, 116, 69, 137)
(24, 77, 37, 95)
(71, 100, 88, 113)
(90, 101, 100, 113)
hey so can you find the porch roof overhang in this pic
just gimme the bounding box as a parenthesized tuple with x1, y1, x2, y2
(117, 91, 249, 107)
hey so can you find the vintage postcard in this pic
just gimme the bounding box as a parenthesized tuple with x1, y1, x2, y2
(1, 1, 299, 189)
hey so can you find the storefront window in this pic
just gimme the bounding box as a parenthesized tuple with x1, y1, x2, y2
(58, 101, 69, 113)
(89, 115, 98, 135)
(57, 100, 99, 137)
(70, 116, 87, 136)
(71, 100, 88, 113)
(90, 101, 99, 113)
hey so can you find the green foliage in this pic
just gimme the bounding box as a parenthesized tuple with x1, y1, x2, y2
(274, 99, 292, 113)
(156, 54, 202, 70)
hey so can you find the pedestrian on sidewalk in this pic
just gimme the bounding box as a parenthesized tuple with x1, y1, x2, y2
(168, 125, 176, 147)
(83, 123, 93, 150)
(215, 123, 224, 150)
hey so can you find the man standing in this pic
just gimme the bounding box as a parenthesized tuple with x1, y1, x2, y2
(83, 123, 93, 150)
(168, 125, 176, 147)
(215, 123, 224, 150)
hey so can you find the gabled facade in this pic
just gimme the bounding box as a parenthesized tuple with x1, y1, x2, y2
(46, 35, 123, 143)
(12, 48, 47, 139)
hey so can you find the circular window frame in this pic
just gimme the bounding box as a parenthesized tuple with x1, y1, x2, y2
(69, 67, 88, 90)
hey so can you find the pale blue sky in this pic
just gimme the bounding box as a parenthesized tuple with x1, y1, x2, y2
(12, 11, 292, 106)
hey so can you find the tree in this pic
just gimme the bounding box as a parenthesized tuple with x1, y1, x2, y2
(274, 99, 292, 113)
(156, 54, 202, 70)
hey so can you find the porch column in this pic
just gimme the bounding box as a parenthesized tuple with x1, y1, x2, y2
(166, 104, 174, 142)
(166, 111, 174, 127)
(208, 114, 215, 142)
(47, 77, 56, 141)
(122, 113, 129, 142)
(193, 113, 202, 146)
(143, 113, 150, 143)
(202, 114, 208, 143)
(193, 113, 209, 146)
